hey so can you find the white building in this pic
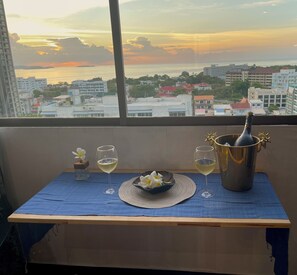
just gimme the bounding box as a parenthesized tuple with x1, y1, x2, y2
(71, 79, 108, 98)
(39, 95, 192, 118)
(248, 87, 286, 109)
(192, 83, 212, 91)
(286, 85, 297, 114)
(203, 64, 249, 80)
(19, 92, 34, 115)
(213, 104, 232, 116)
(140, 80, 155, 85)
(272, 69, 297, 90)
(128, 95, 192, 117)
(68, 88, 81, 105)
(249, 99, 266, 115)
(17, 77, 47, 94)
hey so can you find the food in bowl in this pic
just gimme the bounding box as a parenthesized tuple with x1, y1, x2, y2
(132, 171, 175, 194)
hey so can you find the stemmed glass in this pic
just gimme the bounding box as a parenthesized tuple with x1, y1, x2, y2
(96, 145, 118, 195)
(194, 145, 216, 198)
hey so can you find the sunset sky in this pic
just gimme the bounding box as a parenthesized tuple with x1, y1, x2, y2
(3, 0, 297, 67)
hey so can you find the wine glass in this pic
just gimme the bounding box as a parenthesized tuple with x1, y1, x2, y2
(96, 145, 118, 195)
(194, 145, 216, 198)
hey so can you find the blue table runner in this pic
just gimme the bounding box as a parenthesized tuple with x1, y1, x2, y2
(16, 172, 288, 220)
(14, 172, 289, 275)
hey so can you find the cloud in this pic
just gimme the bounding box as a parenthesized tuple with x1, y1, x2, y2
(9, 34, 113, 67)
(10, 33, 196, 67)
(241, 0, 284, 8)
(124, 37, 168, 54)
(123, 37, 195, 64)
(10, 34, 196, 67)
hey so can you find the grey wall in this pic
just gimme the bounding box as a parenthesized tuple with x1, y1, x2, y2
(0, 125, 296, 274)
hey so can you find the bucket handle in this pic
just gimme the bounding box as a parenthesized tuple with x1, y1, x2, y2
(205, 132, 270, 152)
(257, 132, 271, 152)
(205, 133, 246, 165)
(205, 132, 217, 146)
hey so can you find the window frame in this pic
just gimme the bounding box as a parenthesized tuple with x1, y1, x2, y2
(0, 0, 297, 127)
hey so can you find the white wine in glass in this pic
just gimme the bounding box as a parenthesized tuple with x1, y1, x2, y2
(194, 145, 216, 198)
(97, 145, 118, 195)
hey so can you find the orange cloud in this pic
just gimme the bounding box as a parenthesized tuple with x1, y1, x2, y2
(166, 27, 297, 54)
(31, 61, 90, 67)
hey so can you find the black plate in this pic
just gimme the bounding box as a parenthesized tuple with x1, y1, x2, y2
(132, 171, 175, 194)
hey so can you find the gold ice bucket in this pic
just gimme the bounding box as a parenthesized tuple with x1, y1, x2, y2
(207, 133, 270, 192)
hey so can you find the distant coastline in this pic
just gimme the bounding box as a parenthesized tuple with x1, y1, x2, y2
(14, 60, 297, 84)
(14, 65, 54, 70)
(76, 65, 95, 67)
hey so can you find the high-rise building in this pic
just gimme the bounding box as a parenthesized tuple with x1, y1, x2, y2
(203, 64, 250, 80)
(71, 79, 108, 98)
(248, 87, 286, 109)
(286, 85, 297, 115)
(226, 67, 279, 88)
(272, 68, 297, 90)
(0, 0, 21, 117)
(17, 77, 47, 94)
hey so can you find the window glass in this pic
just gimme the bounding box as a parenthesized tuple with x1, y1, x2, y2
(119, 0, 297, 117)
(1, 0, 119, 118)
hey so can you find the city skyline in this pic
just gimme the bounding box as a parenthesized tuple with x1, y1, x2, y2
(4, 0, 297, 68)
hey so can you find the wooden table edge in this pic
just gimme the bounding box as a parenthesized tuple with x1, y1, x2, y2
(8, 213, 291, 228)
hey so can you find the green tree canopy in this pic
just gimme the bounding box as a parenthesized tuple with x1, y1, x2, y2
(173, 88, 186, 96)
(33, 89, 42, 98)
(129, 84, 157, 98)
(107, 78, 117, 94)
(230, 79, 250, 97)
(90, 77, 103, 81)
(43, 90, 62, 99)
(268, 104, 279, 112)
(250, 82, 265, 88)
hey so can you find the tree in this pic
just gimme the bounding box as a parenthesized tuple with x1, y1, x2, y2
(90, 77, 103, 81)
(230, 79, 250, 97)
(250, 82, 265, 88)
(268, 104, 279, 113)
(159, 78, 176, 87)
(125, 78, 140, 85)
(33, 89, 42, 98)
(185, 72, 225, 85)
(58, 81, 69, 85)
(129, 85, 156, 98)
(138, 75, 154, 81)
(43, 90, 61, 99)
(173, 88, 186, 96)
(107, 79, 117, 94)
(178, 71, 190, 81)
(44, 85, 67, 94)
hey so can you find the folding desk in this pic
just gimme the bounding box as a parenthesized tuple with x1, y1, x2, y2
(8, 172, 290, 275)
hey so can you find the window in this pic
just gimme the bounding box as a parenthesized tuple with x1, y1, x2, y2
(1, 0, 297, 126)
(119, 0, 297, 120)
(1, 0, 119, 118)
(169, 111, 186, 117)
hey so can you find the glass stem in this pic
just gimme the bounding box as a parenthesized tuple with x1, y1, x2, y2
(107, 173, 111, 186)
(105, 172, 115, 194)
(205, 175, 208, 190)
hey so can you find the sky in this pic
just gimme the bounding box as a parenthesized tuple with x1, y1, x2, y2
(3, 0, 297, 67)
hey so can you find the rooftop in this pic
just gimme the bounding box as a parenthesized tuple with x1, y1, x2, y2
(194, 95, 214, 101)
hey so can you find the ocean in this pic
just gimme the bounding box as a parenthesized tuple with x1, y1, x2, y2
(14, 60, 297, 84)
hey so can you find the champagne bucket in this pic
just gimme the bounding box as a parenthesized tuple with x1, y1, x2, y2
(206, 133, 270, 191)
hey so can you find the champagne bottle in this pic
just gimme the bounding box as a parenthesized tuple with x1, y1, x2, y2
(234, 112, 254, 146)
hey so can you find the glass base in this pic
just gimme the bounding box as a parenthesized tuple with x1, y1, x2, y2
(105, 188, 115, 195)
(201, 190, 213, 198)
